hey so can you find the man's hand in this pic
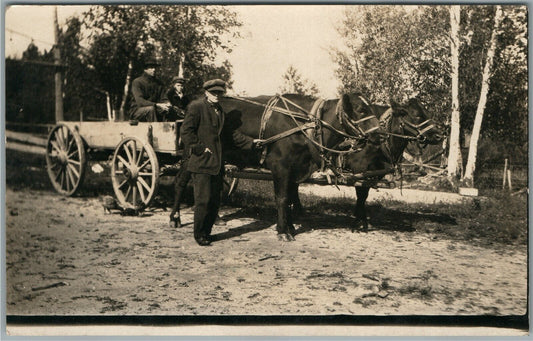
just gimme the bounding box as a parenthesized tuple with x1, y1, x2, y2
(252, 139, 266, 150)
(156, 102, 172, 111)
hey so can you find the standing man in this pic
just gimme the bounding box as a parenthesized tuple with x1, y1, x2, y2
(129, 58, 171, 122)
(180, 79, 262, 246)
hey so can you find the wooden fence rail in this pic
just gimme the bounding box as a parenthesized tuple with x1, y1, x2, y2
(6, 130, 46, 155)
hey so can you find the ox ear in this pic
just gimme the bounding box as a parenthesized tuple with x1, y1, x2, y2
(341, 94, 363, 117)
(390, 99, 408, 117)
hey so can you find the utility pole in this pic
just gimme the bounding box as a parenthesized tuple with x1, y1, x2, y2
(53, 6, 64, 122)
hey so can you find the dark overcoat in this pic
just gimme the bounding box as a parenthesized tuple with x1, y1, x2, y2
(129, 72, 167, 114)
(180, 96, 253, 175)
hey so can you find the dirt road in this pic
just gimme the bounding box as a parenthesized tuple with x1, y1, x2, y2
(6, 187, 527, 317)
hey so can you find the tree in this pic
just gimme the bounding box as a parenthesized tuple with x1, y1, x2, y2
(462, 6, 503, 186)
(279, 65, 318, 96)
(59, 16, 105, 120)
(334, 5, 528, 185)
(447, 5, 462, 179)
(82, 5, 241, 120)
(334, 6, 450, 122)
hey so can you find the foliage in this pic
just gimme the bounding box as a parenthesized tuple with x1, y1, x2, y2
(334, 6, 450, 123)
(334, 5, 528, 165)
(6, 5, 242, 123)
(278, 65, 319, 96)
(81, 5, 242, 112)
(6, 44, 55, 123)
(60, 17, 106, 120)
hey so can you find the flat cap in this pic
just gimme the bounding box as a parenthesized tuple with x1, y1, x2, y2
(203, 79, 226, 92)
(144, 57, 161, 68)
(172, 76, 186, 84)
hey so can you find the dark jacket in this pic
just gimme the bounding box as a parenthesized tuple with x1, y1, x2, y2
(129, 72, 167, 114)
(181, 97, 253, 175)
(166, 88, 190, 110)
(166, 88, 191, 119)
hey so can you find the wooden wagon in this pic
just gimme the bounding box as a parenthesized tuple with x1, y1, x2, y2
(45, 120, 184, 211)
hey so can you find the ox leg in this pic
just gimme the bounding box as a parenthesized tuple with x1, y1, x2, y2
(169, 167, 192, 228)
(273, 176, 295, 242)
(288, 182, 304, 220)
(353, 186, 370, 232)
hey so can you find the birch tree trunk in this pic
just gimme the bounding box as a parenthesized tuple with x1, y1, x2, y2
(105, 91, 113, 122)
(118, 59, 134, 122)
(447, 5, 462, 179)
(462, 6, 503, 187)
(178, 53, 185, 77)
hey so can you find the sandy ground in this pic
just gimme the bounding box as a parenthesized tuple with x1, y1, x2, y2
(5, 187, 527, 318)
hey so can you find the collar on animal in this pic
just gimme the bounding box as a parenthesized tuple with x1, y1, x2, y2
(379, 109, 425, 142)
(334, 99, 381, 138)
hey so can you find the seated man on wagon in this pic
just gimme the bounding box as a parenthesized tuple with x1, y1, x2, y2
(165, 76, 191, 120)
(129, 57, 172, 122)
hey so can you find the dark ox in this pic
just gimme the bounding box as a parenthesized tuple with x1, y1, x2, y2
(343, 98, 444, 230)
(219, 93, 384, 241)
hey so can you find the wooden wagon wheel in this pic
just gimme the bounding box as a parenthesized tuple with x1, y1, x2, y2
(111, 137, 159, 211)
(45, 124, 87, 196)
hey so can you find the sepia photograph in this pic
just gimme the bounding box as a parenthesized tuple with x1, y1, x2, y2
(3, 3, 529, 337)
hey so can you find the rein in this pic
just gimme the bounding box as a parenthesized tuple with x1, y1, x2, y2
(226, 95, 370, 151)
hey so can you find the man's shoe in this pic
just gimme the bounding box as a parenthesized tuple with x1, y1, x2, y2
(196, 237, 212, 246)
(214, 216, 226, 226)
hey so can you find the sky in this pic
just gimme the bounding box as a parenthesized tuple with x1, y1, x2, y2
(5, 5, 347, 98)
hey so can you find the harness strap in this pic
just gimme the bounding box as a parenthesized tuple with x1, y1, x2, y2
(261, 122, 316, 145)
(259, 96, 280, 164)
(309, 99, 326, 171)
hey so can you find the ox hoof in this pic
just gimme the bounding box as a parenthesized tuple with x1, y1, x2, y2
(278, 233, 295, 242)
(169, 216, 182, 228)
(288, 224, 297, 235)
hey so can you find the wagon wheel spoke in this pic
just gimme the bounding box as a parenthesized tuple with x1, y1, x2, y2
(50, 140, 62, 155)
(138, 172, 153, 177)
(116, 155, 131, 170)
(124, 185, 132, 202)
(54, 129, 64, 150)
(137, 182, 146, 202)
(66, 166, 74, 192)
(138, 159, 150, 171)
(117, 178, 128, 189)
(131, 140, 137, 166)
(59, 169, 66, 191)
(54, 166, 63, 182)
(67, 150, 79, 159)
(67, 163, 80, 180)
(59, 126, 68, 150)
(132, 186, 137, 205)
(136, 146, 145, 167)
(66, 133, 75, 154)
(137, 176, 152, 193)
(123, 142, 134, 165)
(67, 159, 81, 167)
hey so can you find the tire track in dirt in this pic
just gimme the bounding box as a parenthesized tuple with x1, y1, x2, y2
(6, 188, 527, 316)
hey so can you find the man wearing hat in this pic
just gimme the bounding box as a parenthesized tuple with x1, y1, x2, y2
(129, 58, 171, 122)
(180, 79, 263, 246)
(166, 76, 190, 120)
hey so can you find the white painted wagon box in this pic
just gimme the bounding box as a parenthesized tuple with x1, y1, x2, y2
(60, 121, 181, 154)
